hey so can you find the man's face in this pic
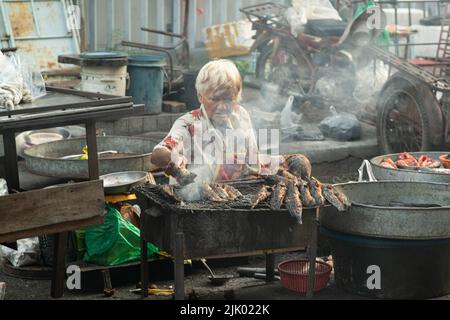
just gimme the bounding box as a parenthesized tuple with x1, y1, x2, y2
(201, 96, 235, 127)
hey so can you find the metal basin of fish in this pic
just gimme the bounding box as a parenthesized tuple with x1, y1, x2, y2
(320, 181, 450, 240)
(24, 136, 159, 179)
(370, 152, 450, 183)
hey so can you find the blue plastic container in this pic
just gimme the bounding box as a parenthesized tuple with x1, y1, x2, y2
(127, 55, 166, 114)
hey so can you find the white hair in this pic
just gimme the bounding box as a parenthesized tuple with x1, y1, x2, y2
(195, 59, 242, 102)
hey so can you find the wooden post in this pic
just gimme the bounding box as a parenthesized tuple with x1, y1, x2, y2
(3, 130, 20, 191)
(141, 237, 149, 299)
(51, 232, 68, 299)
(85, 121, 99, 180)
(306, 208, 319, 299)
(174, 232, 185, 301)
(265, 253, 275, 282)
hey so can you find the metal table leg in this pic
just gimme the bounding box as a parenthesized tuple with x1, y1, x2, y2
(51, 232, 68, 298)
(265, 253, 275, 282)
(3, 130, 20, 191)
(174, 232, 185, 301)
(306, 209, 319, 299)
(141, 237, 149, 299)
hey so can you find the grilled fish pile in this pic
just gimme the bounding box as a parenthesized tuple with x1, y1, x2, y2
(250, 155, 352, 224)
(156, 155, 351, 225)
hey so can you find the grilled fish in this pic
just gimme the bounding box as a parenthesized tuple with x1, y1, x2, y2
(323, 185, 346, 212)
(222, 184, 243, 201)
(270, 182, 287, 211)
(306, 177, 326, 206)
(202, 183, 226, 202)
(333, 188, 352, 209)
(211, 184, 231, 200)
(285, 181, 303, 224)
(251, 185, 272, 209)
(298, 179, 316, 207)
(278, 169, 299, 183)
(160, 185, 181, 202)
(285, 154, 312, 179)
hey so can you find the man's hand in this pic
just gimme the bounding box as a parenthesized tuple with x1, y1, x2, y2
(165, 162, 197, 187)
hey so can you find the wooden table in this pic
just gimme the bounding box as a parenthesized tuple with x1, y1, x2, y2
(0, 87, 141, 298)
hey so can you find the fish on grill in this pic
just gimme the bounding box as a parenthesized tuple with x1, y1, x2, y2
(160, 185, 181, 202)
(270, 182, 287, 210)
(222, 184, 243, 201)
(211, 184, 232, 200)
(278, 169, 299, 183)
(333, 188, 352, 209)
(285, 154, 312, 179)
(298, 179, 316, 207)
(251, 185, 272, 209)
(285, 181, 303, 224)
(202, 183, 226, 202)
(323, 185, 347, 212)
(306, 177, 326, 206)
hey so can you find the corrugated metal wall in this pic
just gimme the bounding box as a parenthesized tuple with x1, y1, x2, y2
(82, 0, 290, 51)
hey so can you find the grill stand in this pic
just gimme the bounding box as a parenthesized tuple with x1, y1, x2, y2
(140, 207, 321, 300)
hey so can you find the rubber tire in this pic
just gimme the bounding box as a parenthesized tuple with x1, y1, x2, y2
(256, 43, 315, 95)
(376, 75, 438, 154)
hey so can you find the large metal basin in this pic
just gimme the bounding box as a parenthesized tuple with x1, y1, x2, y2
(370, 152, 450, 183)
(24, 136, 159, 179)
(320, 182, 450, 240)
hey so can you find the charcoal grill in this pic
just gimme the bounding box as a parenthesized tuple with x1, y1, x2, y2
(135, 180, 323, 300)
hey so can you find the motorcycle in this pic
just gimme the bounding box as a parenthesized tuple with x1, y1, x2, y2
(240, 2, 386, 106)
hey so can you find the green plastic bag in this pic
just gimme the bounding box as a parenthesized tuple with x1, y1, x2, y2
(83, 205, 159, 266)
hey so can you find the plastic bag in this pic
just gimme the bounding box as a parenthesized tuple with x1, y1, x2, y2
(319, 106, 362, 141)
(83, 205, 159, 266)
(353, 61, 389, 104)
(0, 179, 8, 196)
(0, 52, 46, 109)
(292, 0, 342, 21)
(281, 96, 303, 129)
(0, 238, 42, 267)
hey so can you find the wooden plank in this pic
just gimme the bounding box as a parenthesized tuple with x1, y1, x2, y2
(0, 216, 103, 244)
(0, 181, 104, 237)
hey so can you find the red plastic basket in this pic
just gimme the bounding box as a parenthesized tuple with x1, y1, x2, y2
(278, 260, 332, 293)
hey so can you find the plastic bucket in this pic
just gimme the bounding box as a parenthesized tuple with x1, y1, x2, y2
(183, 69, 201, 111)
(321, 227, 450, 299)
(127, 55, 166, 114)
(81, 65, 128, 96)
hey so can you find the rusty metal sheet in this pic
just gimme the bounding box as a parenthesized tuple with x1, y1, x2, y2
(0, 0, 79, 70)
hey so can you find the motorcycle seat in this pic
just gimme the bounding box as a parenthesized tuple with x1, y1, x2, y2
(304, 19, 348, 38)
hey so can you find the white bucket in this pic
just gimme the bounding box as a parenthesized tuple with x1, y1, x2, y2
(80, 65, 128, 96)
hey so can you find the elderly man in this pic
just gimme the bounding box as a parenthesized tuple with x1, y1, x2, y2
(151, 59, 265, 185)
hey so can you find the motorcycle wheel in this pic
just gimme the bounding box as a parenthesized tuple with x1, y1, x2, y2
(377, 76, 436, 154)
(256, 43, 315, 95)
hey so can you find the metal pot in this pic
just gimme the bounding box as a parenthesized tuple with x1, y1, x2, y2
(370, 152, 450, 183)
(320, 181, 450, 240)
(100, 171, 148, 195)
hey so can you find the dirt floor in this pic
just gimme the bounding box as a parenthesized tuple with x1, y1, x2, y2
(1, 157, 449, 301)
